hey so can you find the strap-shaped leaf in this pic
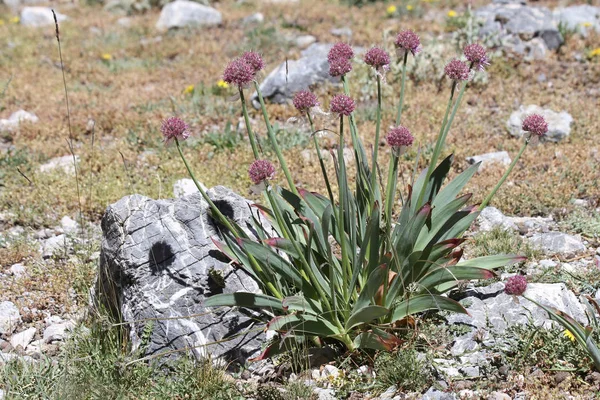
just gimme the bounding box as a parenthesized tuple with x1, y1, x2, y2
(415, 193, 472, 250)
(391, 294, 468, 322)
(203, 292, 283, 310)
(345, 305, 389, 330)
(431, 162, 480, 210)
(267, 314, 340, 337)
(353, 264, 388, 313)
(353, 328, 402, 351)
(282, 296, 323, 315)
(456, 254, 526, 270)
(417, 266, 496, 290)
(237, 238, 303, 287)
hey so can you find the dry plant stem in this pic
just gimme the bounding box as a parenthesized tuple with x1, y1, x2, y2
(308, 112, 334, 203)
(370, 74, 383, 207)
(238, 88, 260, 160)
(53, 10, 84, 239)
(253, 81, 298, 196)
(480, 139, 529, 210)
(395, 52, 409, 125)
(175, 139, 282, 299)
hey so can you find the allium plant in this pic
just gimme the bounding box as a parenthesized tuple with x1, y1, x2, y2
(170, 40, 528, 354)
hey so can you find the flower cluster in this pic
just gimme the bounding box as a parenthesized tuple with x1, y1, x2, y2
(386, 126, 414, 149)
(504, 275, 527, 295)
(522, 114, 548, 137)
(160, 116, 189, 144)
(364, 47, 391, 72)
(328, 42, 354, 77)
(248, 159, 276, 185)
(293, 90, 319, 113)
(444, 59, 470, 81)
(330, 94, 355, 116)
(223, 52, 265, 88)
(463, 44, 489, 71)
(394, 30, 421, 57)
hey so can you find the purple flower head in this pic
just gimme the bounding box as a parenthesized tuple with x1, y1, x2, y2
(386, 126, 414, 149)
(364, 47, 391, 71)
(504, 275, 527, 296)
(327, 42, 354, 63)
(329, 57, 353, 77)
(444, 59, 470, 81)
(223, 58, 255, 88)
(248, 159, 276, 185)
(161, 116, 189, 144)
(293, 90, 319, 113)
(330, 94, 355, 116)
(522, 114, 548, 137)
(241, 51, 265, 74)
(394, 30, 421, 56)
(463, 43, 489, 71)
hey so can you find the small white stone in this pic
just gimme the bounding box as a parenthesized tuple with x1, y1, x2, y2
(9, 263, 26, 278)
(39, 155, 80, 175)
(21, 7, 67, 27)
(156, 1, 222, 31)
(60, 216, 79, 235)
(43, 320, 75, 343)
(10, 327, 37, 350)
(242, 12, 264, 25)
(466, 151, 511, 172)
(0, 302, 21, 335)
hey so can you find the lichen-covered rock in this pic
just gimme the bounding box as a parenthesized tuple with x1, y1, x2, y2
(94, 186, 268, 364)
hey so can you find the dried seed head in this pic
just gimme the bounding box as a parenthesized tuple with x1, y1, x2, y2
(522, 114, 548, 137)
(161, 116, 189, 144)
(330, 94, 355, 116)
(241, 51, 265, 74)
(444, 59, 470, 81)
(394, 29, 421, 56)
(293, 90, 319, 113)
(327, 42, 354, 63)
(248, 159, 276, 185)
(223, 58, 255, 88)
(504, 275, 527, 296)
(463, 43, 489, 71)
(364, 47, 391, 70)
(386, 125, 414, 148)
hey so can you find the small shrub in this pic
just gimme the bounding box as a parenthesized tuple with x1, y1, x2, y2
(374, 349, 432, 393)
(469, 226, 541, 263)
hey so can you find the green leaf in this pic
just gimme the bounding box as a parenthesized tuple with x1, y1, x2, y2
(456, 254, 527, 270)
(203, 292, 284, 310)
(267, 314, 341, 337)
(353, 328, 402, 351)
(391, 294, 468, 322)
(237, 238, 303, 287)
(345, 305, 389, 330)
(282, 296, 323, 315)
(417, 266, 496, 290)
(353, 264, 388, 312)
(431, 162, 480, 210)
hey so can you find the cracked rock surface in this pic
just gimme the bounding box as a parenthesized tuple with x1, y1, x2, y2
(94, 186, 268, 364)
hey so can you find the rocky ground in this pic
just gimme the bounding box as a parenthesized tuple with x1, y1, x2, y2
(1, 0, 600, 398)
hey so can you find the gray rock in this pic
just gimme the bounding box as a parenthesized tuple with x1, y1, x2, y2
(529, 232, 586, 256)
(43, 320, 75, 343)
(330, 27, 352, 38)
(0, 352, 34, 366)
(554, 6, 600, 36)
(0, 388, 3, 399)
(252, 43, 337, 107)
(0, 110, 39, 133)
(9, 263, 26, 278)
(242, 12, 264, 25)
(60, 216, 79, 235)
(93, 187, 268, 364)
(422, 387, 457, 400)
(477, 207, 518, 232)
(466, 151, 511, 172)
(448, 282, 586, 356)
(156, 1, 222, 31)
(39, 155, 80, 175)
(475, 3, 562, 50)
(0, 301, 21, 335)
(41, 234, 67, 259)
(293, 35, 317, 49)
(10, 327, 37, 350)
(313, 388, 336, 400)
(507, 105, 573, 142)
(379, 385, 398, 399)
(173, 178, 208, 198)
(20, 7, 67, 27)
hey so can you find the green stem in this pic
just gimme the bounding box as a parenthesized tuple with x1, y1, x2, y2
(385, 152, 399, 234)
(337, 115, 350, 302)
(253, 81, 298, 196)
(370, 74, 383, 207)
(480, 139, 529, 210)
(308, 112, 335, 204)
(395, 52, 409, 126)
(239, 88, 260, 160)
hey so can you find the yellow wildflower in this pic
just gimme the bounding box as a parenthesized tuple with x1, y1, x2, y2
(0, 19, 5, 26)
(217, 79, 229, 89)
(406, 5, 413, 11)
(386, 5, 397, 15)
(447, 10, 457, 18)
(589, 48, 600, 58)
(581, 22, 593, 28)
(10, 16, 19, 24)
(563, 330, 575, 342)
(183, 84, 195, 95)
(101, 53, 112, 61)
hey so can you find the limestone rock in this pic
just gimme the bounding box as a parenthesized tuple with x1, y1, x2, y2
(39, 155, 80, 175)
(529, 232, 586, 256)
(173, 178, 207, 198)
(466, 151, 511, 172)
(507, 105, 573, 142)
(43, 320, 74, 343)
(10, 327, 37, 350)
(554, 5, 600, 36)
(0, 302, 21, 335)
(94, 186, 269, 364)
(156, 1, 222, 31)
(477, 207, 518, 232)
(0, 110, 38, 133)
(20, 7, 67, 27)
